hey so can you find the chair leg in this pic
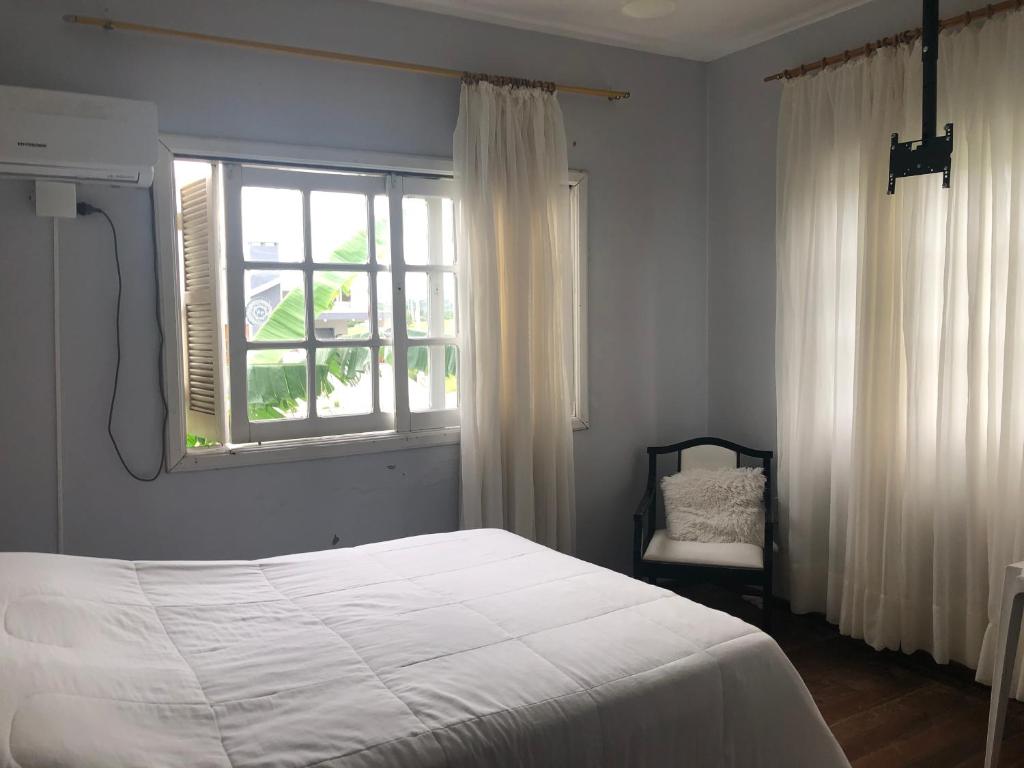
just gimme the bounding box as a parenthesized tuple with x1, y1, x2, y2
(986, 577, 1024, 768)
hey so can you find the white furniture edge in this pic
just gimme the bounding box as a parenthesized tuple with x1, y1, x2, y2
(985, 561, 1024, 768)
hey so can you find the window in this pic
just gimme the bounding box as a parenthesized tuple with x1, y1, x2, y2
(155, 138, 587, 470)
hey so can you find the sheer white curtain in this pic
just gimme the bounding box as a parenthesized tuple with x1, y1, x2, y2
(777, 11, 1024, 693)
(454, 81, 576, 553)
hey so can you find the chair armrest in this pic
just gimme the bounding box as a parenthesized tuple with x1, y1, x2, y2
(633, 487, 656, 520)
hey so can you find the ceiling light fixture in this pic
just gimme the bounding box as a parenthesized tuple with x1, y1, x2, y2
(621, 0, 676, 19)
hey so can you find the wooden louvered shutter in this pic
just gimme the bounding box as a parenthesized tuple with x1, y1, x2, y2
(179, 170, 225, 442)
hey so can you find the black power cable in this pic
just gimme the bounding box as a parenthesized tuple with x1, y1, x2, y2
(77, 199, 168, 481)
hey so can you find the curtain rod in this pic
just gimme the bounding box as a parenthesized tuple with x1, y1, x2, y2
(764, 0, 1023, 82)
(62, 14, 630, 101)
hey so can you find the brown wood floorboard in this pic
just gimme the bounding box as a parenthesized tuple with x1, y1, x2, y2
(671, 582, 1024, 767)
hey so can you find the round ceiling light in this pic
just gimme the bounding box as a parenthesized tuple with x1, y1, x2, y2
(621, 0, 676, 19)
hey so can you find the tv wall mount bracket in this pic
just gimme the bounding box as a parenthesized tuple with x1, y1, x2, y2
(887, 0, 954, 194)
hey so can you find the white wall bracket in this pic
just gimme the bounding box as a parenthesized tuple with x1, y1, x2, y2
(35, 180, 77, 218)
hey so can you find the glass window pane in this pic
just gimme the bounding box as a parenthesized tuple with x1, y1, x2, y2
(402, 197, 428, 265)
(405, 271, 456, 338)
(402, 195, 455, 266)
(407, 344, 430, 413)
(405, 272, 429, 339)
(315, 347, 373, 417)
(311, 191, 368, 264)
(247, 349, 308, 421)
(377, 271, 393, 339)
(408, 344, 458, 412)
(442, 344, 459, 410)
(375, 194, 391, 265)
(313, 271, 370, 340)
(245, 269, 305, 341)
(379, 346, 394, 413)
(242, 187, 303, 262)
(442, 273, 457, 337)
(442, 198, 456, 264)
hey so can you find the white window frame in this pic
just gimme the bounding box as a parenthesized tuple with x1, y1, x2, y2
(223, 164, 395, 443)
(399, 175, 461, 432)
(154, 134, 588, 472)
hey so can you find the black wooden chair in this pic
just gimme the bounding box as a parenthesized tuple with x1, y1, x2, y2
(633, 437, 775, 632)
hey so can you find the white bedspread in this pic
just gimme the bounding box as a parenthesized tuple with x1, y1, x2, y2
(0, 529, 847, 767)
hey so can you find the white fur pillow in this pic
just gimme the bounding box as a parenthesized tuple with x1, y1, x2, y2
(660, 466, 765, 546)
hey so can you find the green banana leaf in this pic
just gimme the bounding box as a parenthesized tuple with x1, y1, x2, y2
(406, 345, 458, 380)
(245, 227, 455, 422)
(247, 233, 369, 421)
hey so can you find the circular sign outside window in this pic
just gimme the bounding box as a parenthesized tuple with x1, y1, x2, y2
(246, 297, 274, 329)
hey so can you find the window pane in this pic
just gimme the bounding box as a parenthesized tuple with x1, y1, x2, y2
(379, 346, 394, 413)
(375, 194, 391, 265)
(247, 349, 308, 421)
(315, 347, 372, 417)
(442, 198, 456, 264)
(405, 272, 429, 339)
(403, 197, 427, 265)
(242, 187, 303, 262)
(245, 269, 305, 341)
(442, 272, 457, 336)
(403, 196, 455, 266)
(408, 344, 458, 412)
(311, 191, 368, 264)
(405, 271, 456, 338)
(377, 271, 393, 339)
(314, 271, 370, 340)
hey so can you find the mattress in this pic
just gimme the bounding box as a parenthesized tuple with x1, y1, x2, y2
(0, 529, 847, 768)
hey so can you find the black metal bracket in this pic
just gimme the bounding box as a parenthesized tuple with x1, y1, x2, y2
(887, 123, 954, 194)
(887, 0, 953, 194)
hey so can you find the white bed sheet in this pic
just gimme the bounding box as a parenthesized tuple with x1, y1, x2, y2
(0, 529, 847, 767)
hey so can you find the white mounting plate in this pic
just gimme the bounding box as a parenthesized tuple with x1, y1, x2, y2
(35, 180, 77, 218)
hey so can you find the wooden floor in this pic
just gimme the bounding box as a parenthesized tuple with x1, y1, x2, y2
(679, 584, 1024, 767)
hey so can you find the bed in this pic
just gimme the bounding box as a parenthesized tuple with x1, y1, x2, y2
(0, 529, 847, 767)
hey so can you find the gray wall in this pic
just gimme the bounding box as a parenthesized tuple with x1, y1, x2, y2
(0, 0, 709, 571)
(705, 0, 976, 450)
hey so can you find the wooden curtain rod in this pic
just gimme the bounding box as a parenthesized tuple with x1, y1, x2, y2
(764, 0, 1024, 82)
(63, 14, 630, 101)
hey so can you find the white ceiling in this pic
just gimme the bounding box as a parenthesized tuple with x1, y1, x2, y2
(369, 0, 873, 61)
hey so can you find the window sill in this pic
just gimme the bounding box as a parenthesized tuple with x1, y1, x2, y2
(170, 427, 461, 472)
(169, 418, 589, 473)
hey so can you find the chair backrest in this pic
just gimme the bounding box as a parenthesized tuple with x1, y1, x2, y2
(680, 443, 738, 471)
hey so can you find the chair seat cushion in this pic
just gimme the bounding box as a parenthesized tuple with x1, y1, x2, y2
(643, 529, 763, 569)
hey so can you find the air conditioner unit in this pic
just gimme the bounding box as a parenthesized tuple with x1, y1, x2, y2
(0, 85, 158, 187)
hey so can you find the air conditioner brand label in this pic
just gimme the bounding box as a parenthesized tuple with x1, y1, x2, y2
(17, 141, 47, 148)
